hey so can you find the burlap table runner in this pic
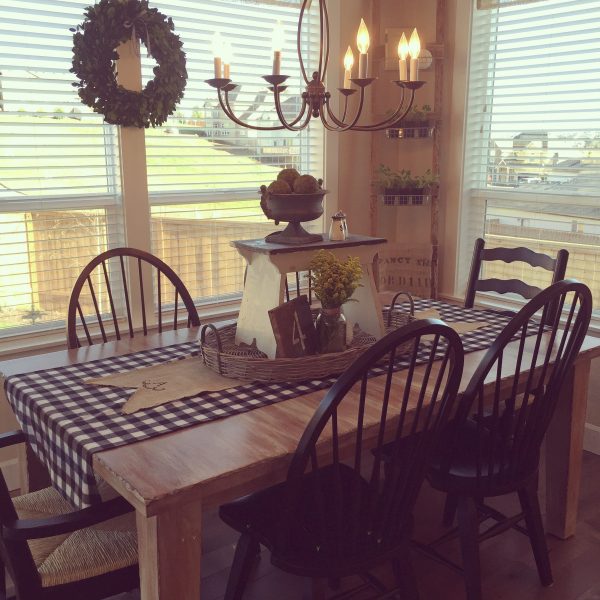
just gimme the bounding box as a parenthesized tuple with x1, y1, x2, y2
(86, 310, 487, 414)
(85, 357, 241, 414)
(415, 308, 487, 335)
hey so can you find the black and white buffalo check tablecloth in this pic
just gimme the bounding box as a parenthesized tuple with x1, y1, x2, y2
(5, 300, 514, 508)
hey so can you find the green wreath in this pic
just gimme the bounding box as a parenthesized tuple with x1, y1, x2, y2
(71, 0, 187, 128)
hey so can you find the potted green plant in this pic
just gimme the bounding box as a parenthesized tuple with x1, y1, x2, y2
(376, 165, 439, 204)
(400, 104, 433, 138)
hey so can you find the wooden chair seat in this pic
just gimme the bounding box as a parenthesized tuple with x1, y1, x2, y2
(220, 463, 408, 578)
(13, 485, 137, 589)
(426, 420, 538, 497)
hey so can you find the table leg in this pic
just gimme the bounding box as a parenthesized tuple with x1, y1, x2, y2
(545, 359, 590, 539)
(19, 442, 51, 493)
(137, 500, 203, 599)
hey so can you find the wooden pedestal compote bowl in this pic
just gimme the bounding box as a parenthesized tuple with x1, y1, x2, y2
(260, 177, 327, 245)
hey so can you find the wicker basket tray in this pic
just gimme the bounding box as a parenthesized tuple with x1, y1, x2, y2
(200, 292, 415, 383)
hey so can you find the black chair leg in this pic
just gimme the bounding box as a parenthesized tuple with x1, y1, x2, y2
(442, 493, 458, 527)
(457, 495, 483, 600)
(518, 482, 553, 587)
(224, 533, 260, 600)
(303, 578, 328, 599)
(0, 555, 5, 600)
(392, 544, 419, 600)
(328, 577, 341, 590)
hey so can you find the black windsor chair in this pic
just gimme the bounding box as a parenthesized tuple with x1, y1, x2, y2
(67, 247, 200, 349)
(426, 280, 592, 600)
(220, 319, 464, 599)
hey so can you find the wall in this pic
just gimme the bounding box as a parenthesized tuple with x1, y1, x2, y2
(327, 0, 373, 232)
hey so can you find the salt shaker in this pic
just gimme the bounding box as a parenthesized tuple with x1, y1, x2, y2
(329, 211, 348, 240)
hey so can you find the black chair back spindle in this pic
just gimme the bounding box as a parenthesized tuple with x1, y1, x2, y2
(277, 320, 464, 572)
(67, 247, 200, 349)
(444, 279, 592, 495)
(284, 270, 312, 304)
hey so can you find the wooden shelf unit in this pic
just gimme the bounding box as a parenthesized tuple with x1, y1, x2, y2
(370, 0, 446, 300)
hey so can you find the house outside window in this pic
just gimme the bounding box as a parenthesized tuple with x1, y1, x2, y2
(460, 0, 600, 310)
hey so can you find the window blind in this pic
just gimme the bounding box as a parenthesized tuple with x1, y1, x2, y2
(0, 0, 123, 334)
(477, 0, 547, 9)
(145, 0, 324, 303)
(461, 0, 600, 310)
(465, 0, 600, 197)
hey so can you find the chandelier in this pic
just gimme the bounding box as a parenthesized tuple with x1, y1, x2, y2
(205, 0, 425, 132)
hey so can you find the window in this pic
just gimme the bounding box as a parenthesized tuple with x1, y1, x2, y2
(0, 0, 324, 340)
(460, 0, 600, 309)
(145, 0, 324, 305)
(0, 1, 122, 334)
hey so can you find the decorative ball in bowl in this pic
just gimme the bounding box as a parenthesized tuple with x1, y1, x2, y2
(260, 169, 327, 245)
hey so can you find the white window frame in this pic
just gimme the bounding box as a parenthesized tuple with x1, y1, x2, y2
(456, 1, 600, 317)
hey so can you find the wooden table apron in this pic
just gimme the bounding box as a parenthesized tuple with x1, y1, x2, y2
(2, 324, 599, 600)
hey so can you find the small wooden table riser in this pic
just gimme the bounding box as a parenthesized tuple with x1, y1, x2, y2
(233, 235, 387, 358)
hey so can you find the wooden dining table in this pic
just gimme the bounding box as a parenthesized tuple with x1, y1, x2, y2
(2, 305, 600, 600)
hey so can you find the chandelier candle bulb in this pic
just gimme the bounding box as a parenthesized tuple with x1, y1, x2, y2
(398, 32, 409, 81)
(223, 41, 232, 79)
(213, 56, 222, 78)
(212, 32, 224, 78)
(356, 18, 370, 78)
(343, 46, 354, 88)
(272, 21, 284, 76)
(273, 50, 281, 75)
(408, 28, 421, 81)
(205, 0, 427, 132)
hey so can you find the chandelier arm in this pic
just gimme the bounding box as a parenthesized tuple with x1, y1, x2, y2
(317, 0, 325, 78)
(342, 95, 349, 123)
(273, 89, 312, 131)
(297, 0, 311, 85)
(319, 115, 347, 132)
(321, 0, 330, 81)
(321, 89, 366, 132)
(348, 89, 417, 131)
(271, 91, 310, 127)
(217, 89, 287, 131)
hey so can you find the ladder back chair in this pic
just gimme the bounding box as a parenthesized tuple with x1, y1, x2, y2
(67, 247, 200, 349)
(0, 431, 138, 600)
(220, 319, 464, 599)
(427, 280, 592, 600)
(464, 237, 568, 309)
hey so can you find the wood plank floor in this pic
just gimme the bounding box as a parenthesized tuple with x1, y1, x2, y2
(25, 451, 600, 599)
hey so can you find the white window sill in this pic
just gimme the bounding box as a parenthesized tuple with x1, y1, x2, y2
(0, 299, 242, 362)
